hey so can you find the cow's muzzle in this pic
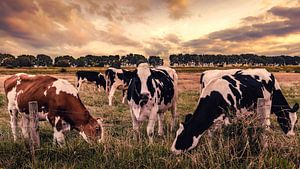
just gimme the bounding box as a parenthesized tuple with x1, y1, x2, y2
(139, 93, 150, 106)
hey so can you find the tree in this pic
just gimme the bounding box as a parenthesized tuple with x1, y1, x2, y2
(54, 55, 75, 67)
(36, 54, 53, 66)
(148, 56, 163, 66)
(16, 55, 36, 67)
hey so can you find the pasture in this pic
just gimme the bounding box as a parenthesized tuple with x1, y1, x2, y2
(0, 70, 299, 168)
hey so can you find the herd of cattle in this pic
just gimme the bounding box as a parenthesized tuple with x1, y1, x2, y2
(3, 63, 299, 155)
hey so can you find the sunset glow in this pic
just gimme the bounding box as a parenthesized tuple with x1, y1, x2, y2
(0, 0, 300, 58)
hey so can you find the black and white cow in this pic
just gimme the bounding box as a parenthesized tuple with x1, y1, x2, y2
(105, 68, 134, 106)
(127, 63, 178, 143)
(171, 69, 299, 154)
(76, 71, 106, 92)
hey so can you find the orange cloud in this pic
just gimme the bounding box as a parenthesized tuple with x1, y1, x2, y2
(165, 0, 190, 19)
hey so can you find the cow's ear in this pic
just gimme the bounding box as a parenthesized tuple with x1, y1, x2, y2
(291, 103, 299, 113)
(124, 70, 136, 78)
(184, 113, 193, 123)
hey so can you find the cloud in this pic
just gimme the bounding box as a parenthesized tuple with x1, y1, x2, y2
(74, 0, 150, 22)
(98, 23, 141, 47)
(165, 0, 190, 19)
(164, 34, 182, 44)
(207, 6, 300, 42)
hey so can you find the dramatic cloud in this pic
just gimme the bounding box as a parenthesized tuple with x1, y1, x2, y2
(208, 6, 300, 42)
(0, 0, 300, 58)
(165, 0, 190, 19)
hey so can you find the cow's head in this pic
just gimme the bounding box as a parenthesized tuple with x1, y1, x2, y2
(79, 117, 103, 144)
(171, 113, 201, 155)
(127, 64, 155, 120)
(277, 103, 299, 136)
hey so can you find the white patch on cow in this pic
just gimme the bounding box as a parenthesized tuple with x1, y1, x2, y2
(213, 114, 225, 123)
(7, 87, 17, 110)
(52, 79, 78, 97)
(171, 123, 184, 155)
(287, 113, 297, 136)
(201, 78, 233, 105)
(188, 134, 202, 151)
(15, 73, 36, 77)
(53, 127, 65, 146)
(224, 117, 230, 125)
(137, 65, 151, 94)
(44, 86, 51, 96)
(79, 131, 90, 143)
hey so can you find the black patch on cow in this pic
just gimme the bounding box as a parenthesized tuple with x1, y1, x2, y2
(127, 73, 142, 105)
(150, 69, 174, 105)
(222, 75, 237, 87)
(123, 70, 135, 86)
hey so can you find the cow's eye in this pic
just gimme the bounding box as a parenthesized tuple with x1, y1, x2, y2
(95, 127, 100, 135)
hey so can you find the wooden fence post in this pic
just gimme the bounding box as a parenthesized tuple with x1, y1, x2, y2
(28, 101, 40, 148)
(256, 98, 269, 149)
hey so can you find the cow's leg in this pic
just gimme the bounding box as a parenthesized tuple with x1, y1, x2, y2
(147, 107, 158, 144)
(9, 109, 18, 141)
(20, 113, 30, 140)
(157, 113, 164, 136)
(170, 102, 177, 132)
(122, 90, 127, 104)
(97, 85, 101, 93)
(108, 85, 117, 106)
(130, 108, 140, 141)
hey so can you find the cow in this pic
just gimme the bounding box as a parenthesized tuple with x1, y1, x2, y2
(105, 68, 134, 106)
(4, 73, 103, 146)
(127, 63, 178, 143)
(171, 69, 299, 155)
(76, 71, 106, 92)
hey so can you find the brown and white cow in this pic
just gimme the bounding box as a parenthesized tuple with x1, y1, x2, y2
(4, 73, 103, 146)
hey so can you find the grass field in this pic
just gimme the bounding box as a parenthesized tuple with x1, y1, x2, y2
(0, 70, 299, 168)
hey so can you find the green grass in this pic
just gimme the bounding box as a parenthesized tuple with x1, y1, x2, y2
(0, 82, 299, 168)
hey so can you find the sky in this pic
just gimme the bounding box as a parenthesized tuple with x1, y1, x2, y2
(0, 0, 300, 59)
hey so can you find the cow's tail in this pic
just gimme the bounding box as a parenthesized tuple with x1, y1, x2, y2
(199, 72, 205, 94)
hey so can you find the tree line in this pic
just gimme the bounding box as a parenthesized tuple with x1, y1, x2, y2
(170, 54, 300, 66)
(0, 53, 163, 67)
(1, 53, 300, 68)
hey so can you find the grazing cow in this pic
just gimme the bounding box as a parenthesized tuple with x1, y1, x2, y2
(76, 71, 106, 92)
(127, 63, 178, 143)
(105, 68, 134, 106)
(171, 69, 299, 154)
(4, 73, 103, 146)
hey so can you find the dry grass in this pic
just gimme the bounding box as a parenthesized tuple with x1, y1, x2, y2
(0, 70, 299, 168)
